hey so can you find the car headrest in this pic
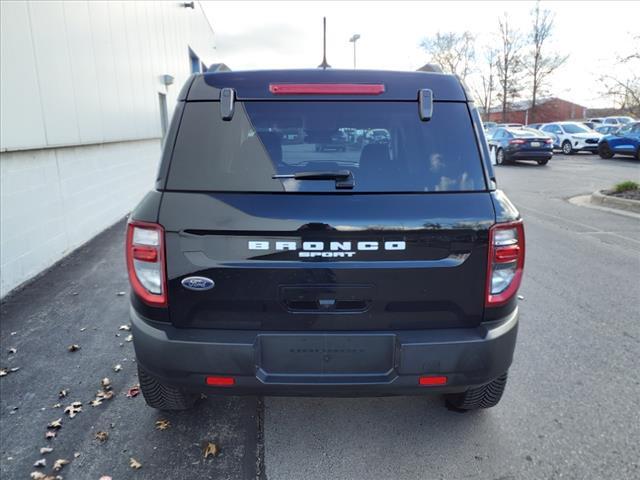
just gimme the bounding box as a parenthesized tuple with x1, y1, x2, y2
(359, 143, 390, 173)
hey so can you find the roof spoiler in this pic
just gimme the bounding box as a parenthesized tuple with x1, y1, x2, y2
(206, 63, 232, 73)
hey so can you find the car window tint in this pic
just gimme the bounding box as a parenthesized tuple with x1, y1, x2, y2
(167, 101, 487, 193)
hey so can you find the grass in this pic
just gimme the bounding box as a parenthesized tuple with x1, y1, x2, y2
(613, 180, 639, 193)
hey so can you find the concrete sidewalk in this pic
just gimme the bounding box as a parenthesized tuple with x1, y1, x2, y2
(0, 219, 262, 480)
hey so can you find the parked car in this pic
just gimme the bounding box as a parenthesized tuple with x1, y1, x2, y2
(365, 128, 391, 144)
(598, 121, 640, 160)
(581, 121, 597, 130)
(595, 125, 620, 135)
(498, 123, 523, 128)
(126, 68, 523, 412)
(539, 122, 603, 154)
(315, 130, 348, 152)
(491, 127, 553, 165)
(601, 116, 635, 127)
(525, 123, 543, 131)
(588, 117, 604, 125)
(483, 121, 497, 131)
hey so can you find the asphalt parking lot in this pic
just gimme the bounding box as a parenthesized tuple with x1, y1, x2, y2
(1, 153, 639, 480)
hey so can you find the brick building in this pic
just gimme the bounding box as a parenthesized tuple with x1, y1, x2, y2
(488, 97, 588, 124)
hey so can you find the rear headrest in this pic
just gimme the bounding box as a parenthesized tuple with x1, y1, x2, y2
(359, 143, 390, 172)
(257, 131, 282, 163)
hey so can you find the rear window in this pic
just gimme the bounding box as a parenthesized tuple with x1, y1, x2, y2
(166, 101, 487, 192)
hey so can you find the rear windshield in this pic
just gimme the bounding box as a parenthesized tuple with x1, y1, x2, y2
(166, 101, 486, 192)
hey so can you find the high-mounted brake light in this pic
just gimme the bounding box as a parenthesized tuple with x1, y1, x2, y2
(486, 221, 525, 307)
(269, 83, 385, 95)
(126, 221, 167, 307)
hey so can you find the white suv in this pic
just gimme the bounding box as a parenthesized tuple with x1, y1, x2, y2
(601, 116, 635, 127)
(540, 122, 603, 154)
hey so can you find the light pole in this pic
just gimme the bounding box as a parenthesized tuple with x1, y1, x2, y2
(349, 34, 360, 69)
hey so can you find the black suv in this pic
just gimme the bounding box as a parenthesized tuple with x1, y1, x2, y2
(127, 69, 524, 411)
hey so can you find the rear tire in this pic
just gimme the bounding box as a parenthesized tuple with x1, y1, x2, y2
(598, 142, 614, 159)
(496, 148, 506, 165)
(537, 159, 549, 165)
(445, 372, 508, 411)
(562, 140, 574, 155)
(138, 366, 198, 411)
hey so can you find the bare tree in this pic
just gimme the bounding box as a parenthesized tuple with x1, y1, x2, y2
(496, 14, 524, 121)
(420, 31, 476, 80)
(479, 48, 498, 120)
(526, 1, 568, 122)
(600, 35, 640, 116)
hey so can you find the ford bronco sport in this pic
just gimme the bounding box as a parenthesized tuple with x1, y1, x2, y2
(126, 69, 524, 411)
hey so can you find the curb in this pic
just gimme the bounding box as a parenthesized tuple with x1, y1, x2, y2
(590, 190, 640, 214)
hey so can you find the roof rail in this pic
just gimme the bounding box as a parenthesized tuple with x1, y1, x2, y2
(206, 63, 231, 73)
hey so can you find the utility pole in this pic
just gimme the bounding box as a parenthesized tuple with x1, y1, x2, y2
(349, 34, 360, 69)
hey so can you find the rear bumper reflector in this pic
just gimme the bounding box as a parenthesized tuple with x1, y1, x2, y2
(418, 375, 448, 386)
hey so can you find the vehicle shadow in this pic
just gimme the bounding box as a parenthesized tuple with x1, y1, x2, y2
(263, 394, 517, 479)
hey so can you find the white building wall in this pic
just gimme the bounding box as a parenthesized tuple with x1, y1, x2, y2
(0, 1, 216, 297)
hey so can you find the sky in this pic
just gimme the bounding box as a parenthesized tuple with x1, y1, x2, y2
(201, 1, 639, 108)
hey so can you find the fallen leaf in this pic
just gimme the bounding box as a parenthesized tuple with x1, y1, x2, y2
(40, 447, 53, 454)
(129, 457, 142, 470)
(117, 291, 126, 296)
(99, 477, 113, 480)
(113, 364, 122, 373)
(30, 472, 46, 480)
(126, 385, 140, 398)
(52, 403, 61, 409)
(203, 442, 219, 459)
(96, 390, 114, 401)
(101, 378, 112, 390)
(155, 419, 170, 430)
(517, 294, 525, 300)
(53, 458, 69, 471)
(74, 452, 80, 458)
(95, 431, 109, 443)
(90, 399, 102, 407)
(68, 344, 80, 352)
(119, 324, 131, 331)
(58, 389, 69, 398)
(9, 367, 19, 372)
(64, 402, 82, 418)
(33, 458, 46, 468)
(80, 327, 86, 332)
(8, 347, 17, 354)
(48, 418, 63, 429)
(45, 431, 57, 440)
(0, 368, 7, 377)
(125, 334, 133, 342)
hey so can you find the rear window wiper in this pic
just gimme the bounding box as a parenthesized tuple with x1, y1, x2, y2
(272, 170, 354, 189)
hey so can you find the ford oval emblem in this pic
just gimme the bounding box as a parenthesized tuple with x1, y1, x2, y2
(181, 276, 215, 291)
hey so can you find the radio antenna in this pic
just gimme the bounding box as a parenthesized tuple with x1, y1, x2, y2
(318, 17, 331, 69)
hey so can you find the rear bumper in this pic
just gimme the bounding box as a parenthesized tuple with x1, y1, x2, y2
(131, 307, 518, 396)
(507, 150, 552, 160)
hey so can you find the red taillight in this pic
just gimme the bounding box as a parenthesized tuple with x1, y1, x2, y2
(509, 139, 526, 145)
(126, 221, 167, 307)
(486, 221, 525, 307)
(269, 83, 385, 95)
(419, 375, 448, 386)
(206, 376, 235, 386)
(545, 138, 553, 144)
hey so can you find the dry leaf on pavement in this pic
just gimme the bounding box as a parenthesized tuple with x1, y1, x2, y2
(53, 458, 69, 471)
(119, 324, 131, 331)
(125, 334, 133, 342)
(90, 399, 103, 407)
(40, 447, 53, 454)
(101, 377, 112, 390)
(33, 458, 46, 468)
(113, 364, 122, 372)
(203, 442, 219, 459)
(126, 385, 140, 398)
(96, 390, 114, 400)
(8, 347, 17, 354)
(30, 472, 47, 480)
(64, 401, 82, 418)
(68, 344, 80, 352)
(117, 291, 126, 296)
(45, 431, 57, 440)
(95, 431, 109, 443)
(155, 419, 170, 430)
(58, 389, 69, 398)
(99, 477, 113, 480)
(129, 457, 142, 469)
(48, 418, 62, 429)
(52, 403, 61, 409)
(0, 367, 19, 377)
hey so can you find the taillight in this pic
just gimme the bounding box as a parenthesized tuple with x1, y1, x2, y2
(486, 221, 525, 306)
(545, 138, 553, 144)
(126, 220, 167, 307)
(509, 139, 526, 145)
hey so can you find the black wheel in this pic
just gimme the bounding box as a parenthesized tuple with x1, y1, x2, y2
(635, 148, 639, 161)
(598, 142, 614, 159)
(496, 148, 506, 165)
(138, 366, 198, 411)
(445, 372, 508, 411)
(562, 140, 574, 155)
(537, 158, 549, 165)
